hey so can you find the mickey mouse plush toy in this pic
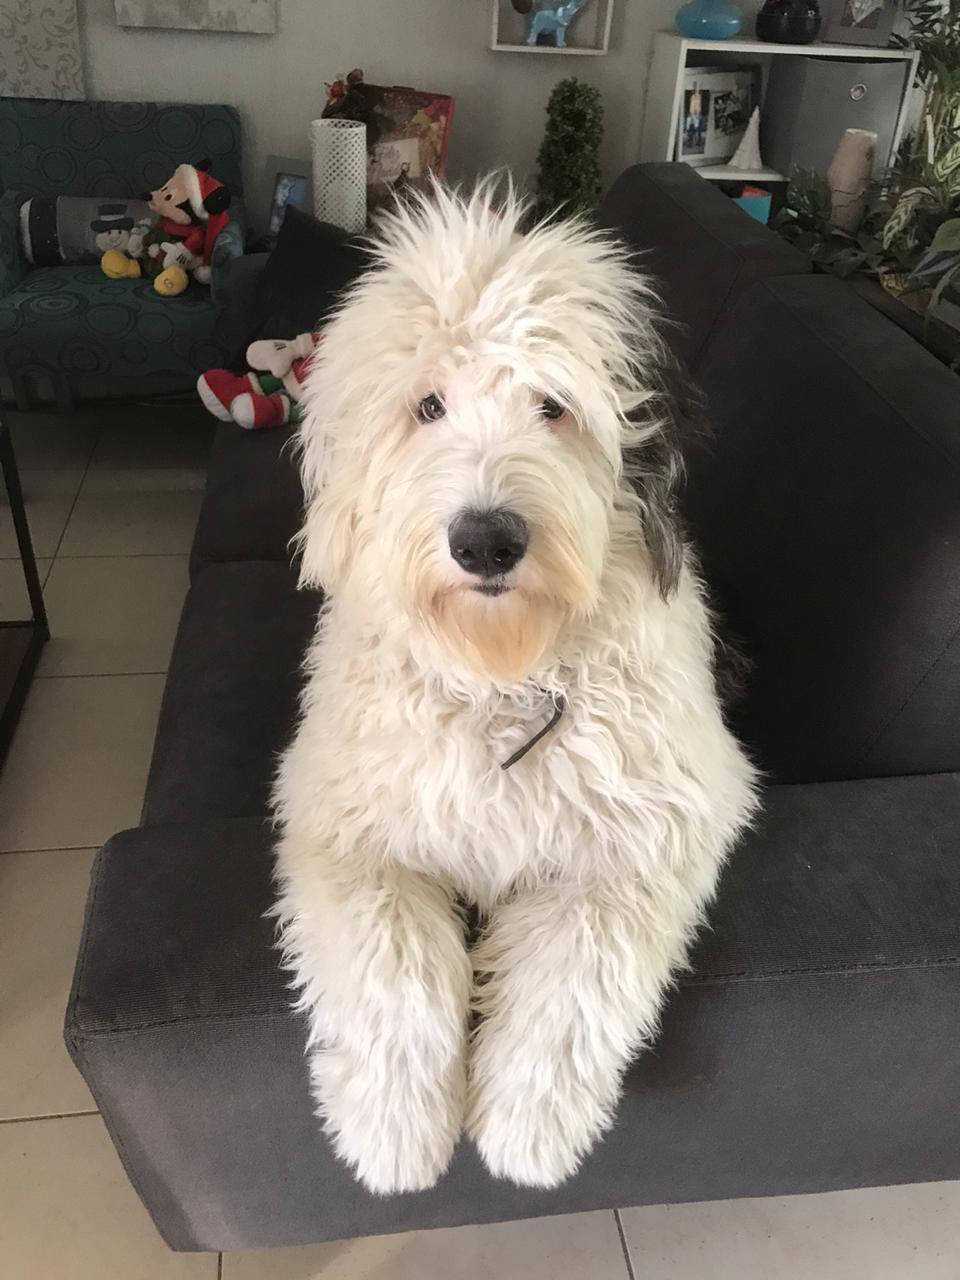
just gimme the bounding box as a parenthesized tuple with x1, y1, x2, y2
(101, 160, 231, 296)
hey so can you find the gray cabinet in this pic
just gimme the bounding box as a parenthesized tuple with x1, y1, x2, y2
(762, 56, 910, 178)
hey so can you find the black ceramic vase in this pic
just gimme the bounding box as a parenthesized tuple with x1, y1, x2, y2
(756, 0, 822, 44)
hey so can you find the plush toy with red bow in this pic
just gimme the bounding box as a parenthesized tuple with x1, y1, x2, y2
(101, 160, 231, 297)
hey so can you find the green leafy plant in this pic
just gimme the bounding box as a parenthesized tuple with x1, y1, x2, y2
(892, 0, 960, 86)
(535, 77, 603, 219)
(909, 215, 960, 309)
(773, 170, 901, 277)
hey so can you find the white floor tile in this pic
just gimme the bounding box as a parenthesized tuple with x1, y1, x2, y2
(0, 848, 96, 1119)
(0, 469, 84, 557)
(39, 555, 189, 676)
(0, 1114, 216, 1278)
(0, 557, 51, 618)
(223, 1210, 628, 1280)
(620, 1181, 960, 1280)
(90, 412, 215, 471)
(0, 674, 165, 851)
(58, 469, 204, 557)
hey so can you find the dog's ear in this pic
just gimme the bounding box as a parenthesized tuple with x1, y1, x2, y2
(293, 402, 360, 591)
(627, 355, 704, 600)
(633, 441, 684, 600)
(296, 474, 358, 591)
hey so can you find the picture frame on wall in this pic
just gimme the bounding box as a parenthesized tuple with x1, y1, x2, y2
(822, 0, 898, 47)
(261, 155, 311, 237)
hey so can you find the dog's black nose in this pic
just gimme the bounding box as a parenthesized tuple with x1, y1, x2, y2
(448, 509, 528, 578)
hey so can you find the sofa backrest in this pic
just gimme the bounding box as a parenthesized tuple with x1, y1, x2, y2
(598, 163, 810, 370)
(685, 273, 960, 784)
(0, 99, 242, 199)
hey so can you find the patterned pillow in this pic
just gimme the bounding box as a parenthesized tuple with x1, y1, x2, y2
(19, 195, 152, 266)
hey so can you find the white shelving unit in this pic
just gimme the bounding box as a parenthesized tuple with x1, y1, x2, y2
(640, 31, 919, 181)
(490, 0, 613, 55)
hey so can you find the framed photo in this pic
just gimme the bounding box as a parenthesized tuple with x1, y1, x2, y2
(679, 86, 711, 162)
(822, 0, 898, 46)
(677, 67, 760, 167)
(261, 155, 311, 236)
(324, 76, 455, 209)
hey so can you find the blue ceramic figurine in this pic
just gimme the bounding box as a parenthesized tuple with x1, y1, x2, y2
(527, 0, 590, 48)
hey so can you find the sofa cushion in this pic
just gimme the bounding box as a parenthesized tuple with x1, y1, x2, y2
(253, 205, 368, 340)
(0, 265, 223, 380)
(67, 772, 960, 1249)
(597, 163, 810, 369)
(688, 273, 960, 782)
(141, 560, 319, 825)
(190, 422, 303, 572)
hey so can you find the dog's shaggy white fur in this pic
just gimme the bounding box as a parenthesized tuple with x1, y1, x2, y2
(272, 184, 757, 1196)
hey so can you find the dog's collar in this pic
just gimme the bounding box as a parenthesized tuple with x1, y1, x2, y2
(501, 692, 567, 771)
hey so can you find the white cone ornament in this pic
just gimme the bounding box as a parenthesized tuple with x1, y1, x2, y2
(728, 106, 763, 172)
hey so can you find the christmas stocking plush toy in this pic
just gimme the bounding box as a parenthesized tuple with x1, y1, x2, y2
(197, 332, 321, 430)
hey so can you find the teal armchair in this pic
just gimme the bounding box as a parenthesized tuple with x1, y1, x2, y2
(0, 100, 245, 404)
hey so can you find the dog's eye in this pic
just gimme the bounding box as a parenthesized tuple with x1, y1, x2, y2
(417, 393, 446, 423)
(539, 396, 566, 421)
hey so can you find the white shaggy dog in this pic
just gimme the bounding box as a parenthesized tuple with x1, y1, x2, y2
(272, 184, 757, 1196)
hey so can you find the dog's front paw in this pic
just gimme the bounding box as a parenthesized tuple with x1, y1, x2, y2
(468, 1043, 615, 1188)
(310, 1045, 464, 1194)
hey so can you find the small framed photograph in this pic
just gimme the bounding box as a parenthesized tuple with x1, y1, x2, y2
(822, 0, 898, 47)
(680, 86, 711, 162)
(677, 67, 760, 167)
(261, 155, 311, 236)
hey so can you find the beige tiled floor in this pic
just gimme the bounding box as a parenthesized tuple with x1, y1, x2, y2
(2, 404, 959, 1278)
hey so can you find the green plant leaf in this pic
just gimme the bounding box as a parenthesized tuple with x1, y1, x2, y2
(930, 217, 960, 251)
(930, 258, 960, 309)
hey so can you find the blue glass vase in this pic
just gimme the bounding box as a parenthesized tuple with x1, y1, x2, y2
(675, 0, 744, 39)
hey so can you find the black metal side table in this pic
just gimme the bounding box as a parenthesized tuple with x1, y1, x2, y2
(0, 408, 49, 764)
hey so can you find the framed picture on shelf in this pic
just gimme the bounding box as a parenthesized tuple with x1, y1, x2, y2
(679, 85, 711, 162)
(261, 155, 311, 236)
(676, 67, 760, 167)
(363, 85, 455, 207)
(822, 0, 897, 46)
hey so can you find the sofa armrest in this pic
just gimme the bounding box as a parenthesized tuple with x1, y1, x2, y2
(598, 163, 811, 370)
(68, 773, 960, 1042)
(210, 210, 247, 305)
(63, 774, 960, 1250)
(0, 189, 28, 299)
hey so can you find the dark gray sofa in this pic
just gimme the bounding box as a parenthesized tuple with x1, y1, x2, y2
(65, 164, 960, 1253)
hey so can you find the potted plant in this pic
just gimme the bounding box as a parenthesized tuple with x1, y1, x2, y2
(535, 77, 603, 219)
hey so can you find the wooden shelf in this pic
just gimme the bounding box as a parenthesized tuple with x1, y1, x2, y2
(665, 32, 916, 60)
(695, 164, 786, 182)
(492, 41, 607, 55)
(640, 30, 921, 175)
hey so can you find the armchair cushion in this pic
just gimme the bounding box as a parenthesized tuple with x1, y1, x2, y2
(0, 189, 28, 299)
(0, 265, 223, 380)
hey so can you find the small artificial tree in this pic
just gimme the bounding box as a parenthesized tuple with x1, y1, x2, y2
(535, 77, 603, 220)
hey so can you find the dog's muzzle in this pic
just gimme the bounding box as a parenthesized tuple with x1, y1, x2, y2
(448, 509, 528, 588)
